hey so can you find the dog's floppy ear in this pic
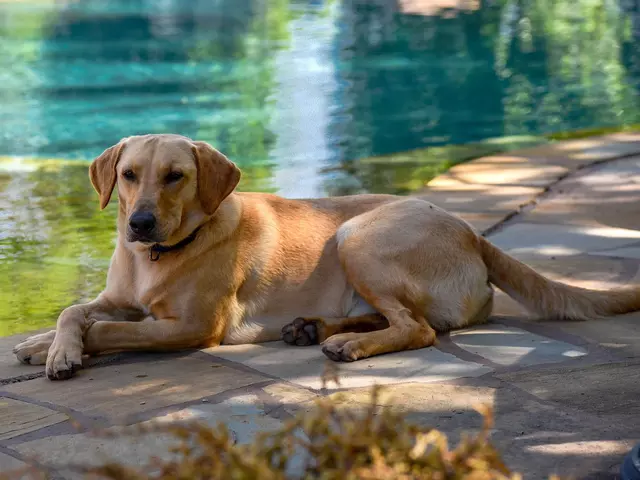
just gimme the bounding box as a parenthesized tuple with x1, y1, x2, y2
(89, 139, 128, 210)
(192, 141, 241, 215)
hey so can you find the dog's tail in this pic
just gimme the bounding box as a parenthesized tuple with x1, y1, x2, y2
(477, 236, 640, 319)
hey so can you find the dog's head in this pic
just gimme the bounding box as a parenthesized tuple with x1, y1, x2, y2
(89, 134, 241, 244)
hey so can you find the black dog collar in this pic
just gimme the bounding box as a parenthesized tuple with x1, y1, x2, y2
(149, 226, 202, 262)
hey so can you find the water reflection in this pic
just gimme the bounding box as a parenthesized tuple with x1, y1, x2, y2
(1, 0, 639, 333)
(0, 164, 112, 335)
(2, 0, 638, 191)
(0, 162, 279, 335)
(325, 0, 639, 193)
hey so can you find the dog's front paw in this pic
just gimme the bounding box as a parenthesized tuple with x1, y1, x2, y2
(281, 317, 322, 346)
(46, 335, 84, 381)
(13, 330, 56, 365)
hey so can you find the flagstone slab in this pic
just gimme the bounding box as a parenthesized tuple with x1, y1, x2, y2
(326, 381, 635, 480)
(0, 452, 32, 476)
(9, 395, 292, 477)
(604, 132, 640, 143)
(431, 136, 640, 193)
(262, 383, 318, 407)
(497, 361, 640, 421)
(262, 383, 321, 418)
(0, 398, 68, 441)
(521, 200, 640, 230)
(513, 134, 640, 167)
(420, 179, 541, 214)
(500, 253, 636, 289)
(515, 156, 640, 230)
(446, 156, 567, 187)
(488, 223, 640, 257)
(591, 245, 640, 260)
(539, 311, 640, 358)
(3, 355, 268, 422)
(12, 430, 182, 476)
(562, 136, 640, 162)
(11, 397, 303, 480)
(568, 153, 640, 176)
(450, 325, 586, 367)
(142, 392, 310, 477)
(144, 394, 284, 445)
(453, 212, 507, 233)
(204, 342, 492, 391)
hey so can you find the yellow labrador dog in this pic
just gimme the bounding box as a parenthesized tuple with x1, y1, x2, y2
(13, 134, 640, 380)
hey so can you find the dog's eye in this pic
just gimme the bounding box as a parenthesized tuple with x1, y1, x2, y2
(165, 171, 183, 184)
(122, 170, 136, 181)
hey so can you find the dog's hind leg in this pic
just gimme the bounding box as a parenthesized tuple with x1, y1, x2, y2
(317, 243, 439, 362)
(319, 299, 437, 362)
(319, 199, 473, 362)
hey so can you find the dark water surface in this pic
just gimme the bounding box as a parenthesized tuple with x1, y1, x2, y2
(1, 0, 639, 334)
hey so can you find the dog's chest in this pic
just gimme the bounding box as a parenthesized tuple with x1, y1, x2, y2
(130, 263, 185, 312)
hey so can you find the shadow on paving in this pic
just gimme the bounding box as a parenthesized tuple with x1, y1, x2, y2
(2, 341, 637, 479)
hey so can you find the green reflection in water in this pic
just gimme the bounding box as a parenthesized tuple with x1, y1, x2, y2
(0, 159, 276, 336)
(0, 162, 114, 336)
(322, 135, 548, 195)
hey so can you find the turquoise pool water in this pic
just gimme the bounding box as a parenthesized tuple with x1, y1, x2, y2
(2, 0, 639, 195)
(1, 0, 639, 334)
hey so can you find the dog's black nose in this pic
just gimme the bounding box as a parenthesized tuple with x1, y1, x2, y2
(129, 212, 156, 235)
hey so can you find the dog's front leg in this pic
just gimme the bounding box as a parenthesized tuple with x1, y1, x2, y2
(43, 296, 146, 380)
(14, 297, 143, 369)
(46, 301, 220, 381)
(82, 317, 209, 356)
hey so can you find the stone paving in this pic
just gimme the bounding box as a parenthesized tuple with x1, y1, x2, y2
(2, 133, 640, 479)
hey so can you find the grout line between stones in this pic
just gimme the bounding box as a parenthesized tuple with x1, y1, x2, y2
(0, 372, 45, 387)
(119, 379, 276, 426)
(439, 321, 621, 377)
(190, 350, 329, 396)
(435, 333, 502, 370)
(0, 391, 109, 430)
(490, 316, 614, 353)
(0, 420, 80, 447)
(1, 349, 210, 386)
(479, 147, 640, 238)
(0, 442, 62, 478)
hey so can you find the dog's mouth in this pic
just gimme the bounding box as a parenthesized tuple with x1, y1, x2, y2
(126, 229, 164, 245)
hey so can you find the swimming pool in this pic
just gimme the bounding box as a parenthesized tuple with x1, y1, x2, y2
(1, 0, 639, 334)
